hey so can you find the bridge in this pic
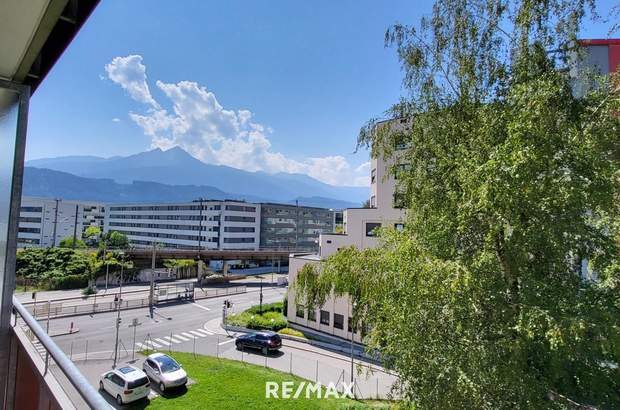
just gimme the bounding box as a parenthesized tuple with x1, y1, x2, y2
(125, 248, 300, 265)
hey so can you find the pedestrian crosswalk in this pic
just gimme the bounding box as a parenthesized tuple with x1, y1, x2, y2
(136, 327, 215, 351)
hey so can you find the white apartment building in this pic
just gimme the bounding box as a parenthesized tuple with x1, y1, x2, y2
(104, 200, 261, 250)
(287, 120, 407, 342)
(17, 196, 105, 248)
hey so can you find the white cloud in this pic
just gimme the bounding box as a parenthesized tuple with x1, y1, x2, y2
(107, 55, 369, 187)
(105, 55, 160, 108)
(112, 117, 121, 123)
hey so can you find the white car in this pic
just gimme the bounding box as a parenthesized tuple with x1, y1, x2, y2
(143, 352, 188, 392)
(99, 366, 150, 405)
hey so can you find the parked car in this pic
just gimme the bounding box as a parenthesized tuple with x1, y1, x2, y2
(235, 331, 282, 355)
(99, 366, 150, 405)
(143, 352, 187, 392)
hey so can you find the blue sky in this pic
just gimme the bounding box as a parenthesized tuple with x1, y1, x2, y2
(25, 0, 619, 187)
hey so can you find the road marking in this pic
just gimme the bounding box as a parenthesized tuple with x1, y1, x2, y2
(145, 340, 161, 349)
(191, 303, 210, 311)
(155, 338, 170, 346)
(181, 332, 195, 339)
(164, 336, 181, 344)
(194, 328, 212, 336)
(135, 342, 146, 350)
(173, 334, 190, 342)
(189, 330, 206, 338)
(218, 338, 236, 346)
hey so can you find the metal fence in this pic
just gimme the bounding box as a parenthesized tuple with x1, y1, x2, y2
(56, 329, 399, 400)
(22, 285, 247, 320)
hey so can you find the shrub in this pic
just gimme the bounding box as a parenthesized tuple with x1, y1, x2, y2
(50, 274, 89, 290)
(246, 301, 283, 315)
(278, 327, 306, 338)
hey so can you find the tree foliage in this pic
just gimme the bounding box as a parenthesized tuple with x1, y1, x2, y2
(100, 230, 130, 249)
(16, 248, 94, 289)
(297, 0, 619, 408)
(58, 237, 86, 249)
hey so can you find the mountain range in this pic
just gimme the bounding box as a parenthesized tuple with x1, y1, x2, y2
(23, 147, 367, 209)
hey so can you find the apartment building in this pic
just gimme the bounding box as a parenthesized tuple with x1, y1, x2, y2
(17, 196, 105, 248)
(286, 120, 407, 342)
(104, 200, 261, 250)
(259, 203, 334, 251)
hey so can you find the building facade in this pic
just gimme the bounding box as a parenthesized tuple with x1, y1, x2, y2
(17, 197, 105, 248)
(259, 203, 334, 251)
(286, 120, 407, 342)
(104, 200, 261, 250)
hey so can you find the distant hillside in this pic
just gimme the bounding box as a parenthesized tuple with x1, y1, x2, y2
(22, 167, 358, 209)
(26, 146, 369, 204)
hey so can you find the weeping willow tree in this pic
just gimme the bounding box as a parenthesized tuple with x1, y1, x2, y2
(296, 0, 619, 408)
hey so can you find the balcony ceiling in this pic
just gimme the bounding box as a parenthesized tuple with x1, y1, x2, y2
(0, 0, 99, 92)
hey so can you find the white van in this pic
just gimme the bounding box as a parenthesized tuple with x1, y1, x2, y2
(99, 366, 150, 405)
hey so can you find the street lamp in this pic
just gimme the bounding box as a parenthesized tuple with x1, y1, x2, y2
(113, 251, 126, 369)
(149, 242, 161, 319)
(350, 300, 357, 387)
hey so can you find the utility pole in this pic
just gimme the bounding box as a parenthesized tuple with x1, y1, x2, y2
(71, 203, 79, 248)
(149, 242, 157, 319)
(295, 200, 299, 251)
(51, 198, 60, 247)
(259, 278, 263, 314)
(113, 252, 125, 369)
(103, 242, 109, 292)
(197, 198, 204, 250)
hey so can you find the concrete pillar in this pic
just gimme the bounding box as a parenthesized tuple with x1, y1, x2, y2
(0, 80, 30, 408)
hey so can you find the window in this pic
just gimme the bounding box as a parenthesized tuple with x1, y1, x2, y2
(18, 227, 41, 234)
(394, 163, 410, 179)
(334, 313, 344, 330)
(296, 304, 305, 318)
(20, 206, 43, 212)
(19, 217, 41, 223)
(394, 223, 405, 232)
(348, 316, 357, 333)
(370, 195, 376, 208)
(307, 309, 316, 322)
(320, 310, 330, 325)
(224, 226, 255, 233)
(371, 168, 377, 184)
(224, 216, 255, 222)
(365, 222, 381, 237)
(393, 191, 406, 209)
(223, 237, 255, 243)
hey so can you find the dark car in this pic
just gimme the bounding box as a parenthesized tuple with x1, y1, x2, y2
(235, 331, 282, 355)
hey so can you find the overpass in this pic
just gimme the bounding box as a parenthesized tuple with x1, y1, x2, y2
(125, 247, 298, 265)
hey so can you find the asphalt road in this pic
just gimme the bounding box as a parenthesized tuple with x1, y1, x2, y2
(36, 282, 397, 404)
(45, 285, 286, 360)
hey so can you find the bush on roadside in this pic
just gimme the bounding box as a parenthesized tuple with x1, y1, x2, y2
(278, 327, 306, 338)
(227, 302, 287, 331)
(245, 301, 283, 315)
(50, 274, 89, 290)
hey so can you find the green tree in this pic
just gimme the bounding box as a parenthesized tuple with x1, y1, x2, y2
(58, 237, 86, 249)
(100, 230, 130, 249)
(296, 1, 620, 408)
(83, 225, 101, 246)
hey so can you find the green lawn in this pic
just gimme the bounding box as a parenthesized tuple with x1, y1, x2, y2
(130, 352, 387, 409)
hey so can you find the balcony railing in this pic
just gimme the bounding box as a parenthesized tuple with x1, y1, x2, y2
(11, 296, 109, 409)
